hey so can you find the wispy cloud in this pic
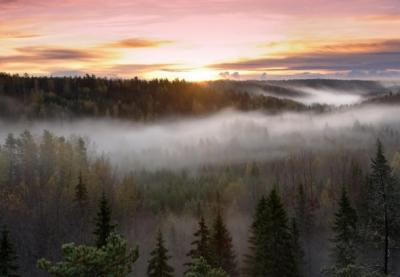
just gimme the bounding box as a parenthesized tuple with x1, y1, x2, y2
(0, 30, 39, 39)
(0, 46, 113, 65)
(103, 38, 173, 48)
(211, 40, 400, 73)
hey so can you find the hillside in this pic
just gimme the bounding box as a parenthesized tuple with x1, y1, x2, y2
(0, 73, 306, 121)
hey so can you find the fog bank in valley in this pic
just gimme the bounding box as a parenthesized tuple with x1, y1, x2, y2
(0, 105, 399, 171)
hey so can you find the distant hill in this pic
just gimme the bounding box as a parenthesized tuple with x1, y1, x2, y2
(210, 79, 389, 98)
(0, 73, 306, 121)
(361, 92, 400, 105)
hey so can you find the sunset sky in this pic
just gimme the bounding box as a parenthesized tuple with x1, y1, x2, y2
(1, 0, 400, 80)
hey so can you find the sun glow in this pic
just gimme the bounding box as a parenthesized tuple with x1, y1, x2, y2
(146, 68, 219, 81)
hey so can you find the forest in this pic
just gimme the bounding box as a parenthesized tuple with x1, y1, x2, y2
(0, 74, 400, 276)
(0, 73, 306, 121)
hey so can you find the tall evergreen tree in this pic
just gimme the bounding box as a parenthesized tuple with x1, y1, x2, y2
(75, 172, 88, 212)
(93, 193, 115, 248)
(364, 140, 400, 275)
(211, 212, 237, 276)
(0, 226, 19, 277)
(186, 216, 213, 269)
(332, 187, 358, 268)
(147, 230, 174, 277)
(324, 187, 361, 276)
(242, 196, 267, 276)
(260, 188, 298, 277)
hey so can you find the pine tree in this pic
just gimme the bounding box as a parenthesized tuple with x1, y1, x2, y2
(38, 233, 139, 276)
(242, 196, 267, 276)
(0, 226, 19, 277)
(186, 216, 213, 270)
(211, 212, 237, 276)
(75, 172, 88, 212)
(324, 187, 361, 276)
(147, 230, 174, 277)
(93, 193, 115, 248)
(185, 256, 228, 277)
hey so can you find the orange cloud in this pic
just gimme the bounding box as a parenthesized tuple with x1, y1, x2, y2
(0, 31, 39, 39)
(210, 39, 400, 72)
(0, 46, 114, 66)
(104, 38, 173, 48)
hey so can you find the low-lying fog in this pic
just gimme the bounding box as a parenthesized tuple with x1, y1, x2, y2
(251, 86, 369, 106)
(0, 105, 399, 171)
(292, 87, 364, 106)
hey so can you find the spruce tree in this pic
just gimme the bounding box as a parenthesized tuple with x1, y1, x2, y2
(365, 140, 400, 275)
(332, 187, 358, 268)
(324, 187, 361, 276)
(147, 230, 174, 277)
(75, 172, 88, 211)
(262, 188, 298, 277)
(0, 226, 19, 277)
(242, 196, 267, 276)
(93, 193, 115, 248)
(186, 216, 213, 269)
(211, 212, 237, 276)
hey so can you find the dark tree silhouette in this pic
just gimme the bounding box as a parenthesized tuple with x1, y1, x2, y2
(0, 225, 19, 277)
(147, 230, 174, 277)
(93, 193, 115, 248)
(211, 212, 237, 276)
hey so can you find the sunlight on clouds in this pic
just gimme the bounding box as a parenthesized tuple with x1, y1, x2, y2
(0, 0, 399, 80)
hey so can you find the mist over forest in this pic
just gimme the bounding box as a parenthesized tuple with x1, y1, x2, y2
(1, 74, 400, 276)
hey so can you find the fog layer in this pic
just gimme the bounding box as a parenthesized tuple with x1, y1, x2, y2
(0, 105, 398, 170)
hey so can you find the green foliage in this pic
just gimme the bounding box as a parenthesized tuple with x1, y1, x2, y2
(323, 264, 368, 277)
(0, 225, 19, 277)
(186, 216, 213, 269)
(324, 187, 359, 276)
(94, 193, 116, 248)
(211, 212, 237, 276)
(362, 140, 400, 274)
(75, 172, 88, 211)
(242, 196, 267, 276)
(147, 230, 174, 277)
(246, 188, 298, 277)
(0, 73, 306, 121)
(185, 256, 228, 277)
(332, 187, 358, 268)
(37, 233, 139, 276)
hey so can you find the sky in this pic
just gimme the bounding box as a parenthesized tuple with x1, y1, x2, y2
(1, 0, 400, 81)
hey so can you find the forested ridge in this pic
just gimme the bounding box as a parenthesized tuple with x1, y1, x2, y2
(0, 128, 399, 276)
(0, 73, 305, 121)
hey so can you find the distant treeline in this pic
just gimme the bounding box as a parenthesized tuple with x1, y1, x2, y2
(0, 73, 305, 121)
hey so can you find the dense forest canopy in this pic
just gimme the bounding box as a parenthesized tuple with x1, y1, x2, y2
(0, 74, 400, 276)
(0, 73, 307, 121)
